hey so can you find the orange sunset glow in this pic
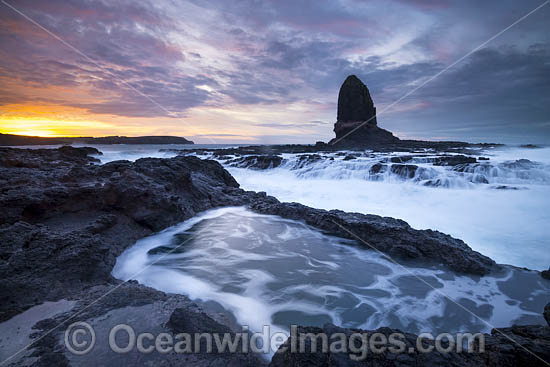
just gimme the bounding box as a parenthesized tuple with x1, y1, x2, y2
(0, 0, 547, 144)
(1, 104, 116, 137)
(1, 3, 550, 367)
(0, 100, 335, 143)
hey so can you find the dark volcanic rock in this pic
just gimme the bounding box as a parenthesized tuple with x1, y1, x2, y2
(167, 307, 260, 363)
(270, 325, 477, 367)
(0, 146, 501, 324)
(545, 303, 550, 326)
(390, 164, 418, 179)
(226, 155, 283, 169)
(520, 144, 540, 149)
(168, 307, 234, 336)
(493, 185, 522, 190)
(390, 155, 414, 163)
(168, 141, 500, 157)
(0, 145, 101, 168)
(330, 122, 399, 148)
(434, 155, 477, 166)
(270, 322, 550, 367)
(0, 147, 260, 321)
(25, 282, 264, 366)
(0, 146, 535, 367)
(336, 75, 377, 124)
(369, 163, 386, 174)
(329, 75, 399, 148)
(295, 154, 322, 168)
(479, 324, 550, 367)
(541, 268, 550, 280)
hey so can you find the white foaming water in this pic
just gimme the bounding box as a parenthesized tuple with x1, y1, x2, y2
(113, 207, 548, 342)
(85, 143, 550, 270)
(221, 147, 550, 270)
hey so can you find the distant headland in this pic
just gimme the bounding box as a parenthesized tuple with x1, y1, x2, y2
(0, 133, 194, 146)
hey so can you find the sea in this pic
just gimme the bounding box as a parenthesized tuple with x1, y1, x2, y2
(16, 142, 549, 346)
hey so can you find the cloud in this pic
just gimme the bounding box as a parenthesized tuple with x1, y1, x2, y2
(0, 0, 548, 143)
(375, 43, 550, 142)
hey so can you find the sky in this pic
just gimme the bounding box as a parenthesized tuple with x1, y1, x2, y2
(0, 0, 548, 144)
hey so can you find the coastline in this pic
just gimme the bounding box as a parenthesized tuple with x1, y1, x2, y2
(0, 146, 548, 366)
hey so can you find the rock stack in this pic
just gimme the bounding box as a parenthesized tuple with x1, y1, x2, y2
(329, 75, 399, 148)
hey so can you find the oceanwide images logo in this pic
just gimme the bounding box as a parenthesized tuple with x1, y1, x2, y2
(64, 322, 485, 360)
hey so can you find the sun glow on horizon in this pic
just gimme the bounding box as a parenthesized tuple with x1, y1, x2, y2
(0, 118, 116, 137)
(0, 102, 335, 143)
(0, 104, 122, 137)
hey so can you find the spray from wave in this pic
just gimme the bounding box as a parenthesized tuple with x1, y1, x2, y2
(214, 147, 550, 270)
(92, 144, 549, 270)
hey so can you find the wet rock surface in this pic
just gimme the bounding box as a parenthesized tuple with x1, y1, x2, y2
(225, 155, 283, 169)
(0, 146, 499, 321)
(270, 321, 550, 367)
(390, 164, 418, 179)
(0, 146, 258, 322)
(163, 141, 501, 158)
(174, 145, 531, 189)
(0, 146, 544, 366)
(24, 283, 265, 366)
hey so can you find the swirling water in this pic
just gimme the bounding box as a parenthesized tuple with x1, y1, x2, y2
(88, 144, 550, 270)
(113, 207, 548, 340)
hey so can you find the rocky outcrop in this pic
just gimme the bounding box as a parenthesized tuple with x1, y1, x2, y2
(270, 321, 550, 367)
(0, 147, 501, 319)
(0, 146, 500, 323)
(434, 155, 477, 166)
(336, 75, 378, 124)
(225, 155, 283, 169)
(390, 164, 418, 179)
(329, 75, 399, 148)
(0, 146, 541, 366)
(0, 147, 260, 321)
(23, 282, 265, 366)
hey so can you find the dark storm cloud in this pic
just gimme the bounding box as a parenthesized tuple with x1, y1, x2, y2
(352, 43, 550, 142)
